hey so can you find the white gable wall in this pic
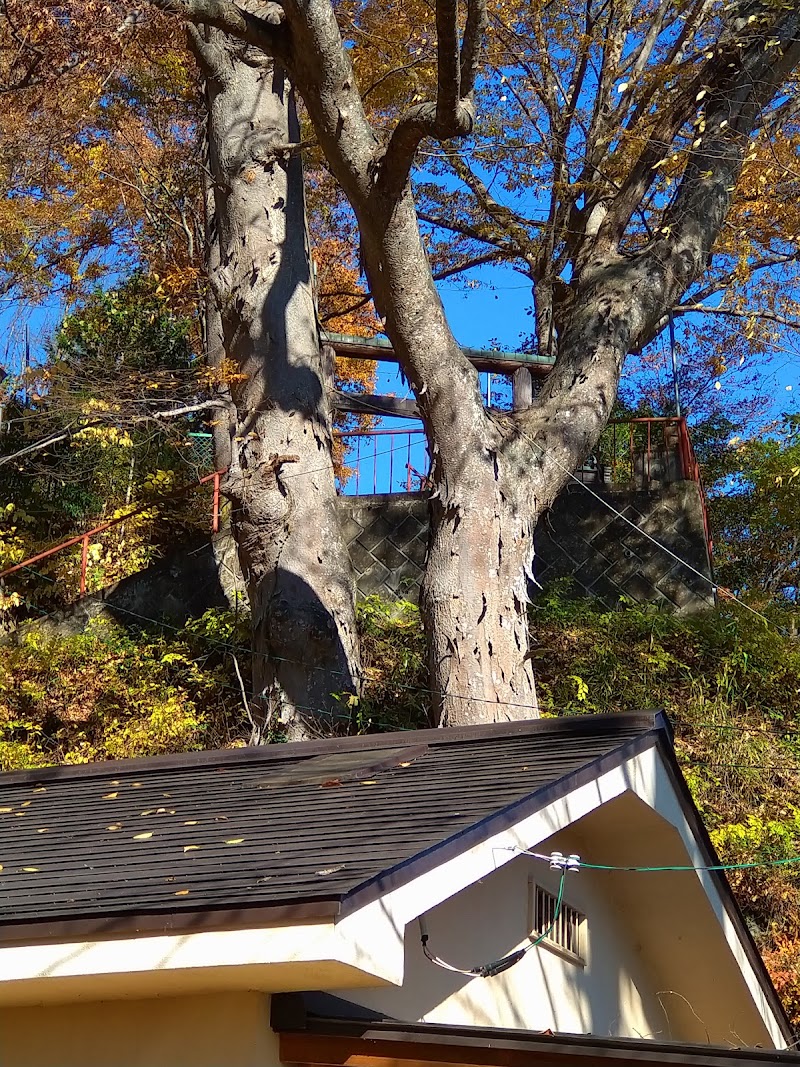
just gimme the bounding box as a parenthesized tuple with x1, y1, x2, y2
(344, 852, 664, 1039)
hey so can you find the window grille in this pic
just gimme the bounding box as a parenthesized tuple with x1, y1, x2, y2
(530, 882, 585, 963)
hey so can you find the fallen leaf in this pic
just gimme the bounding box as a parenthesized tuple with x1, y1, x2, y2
(225, 838, 245, 845)
(174, 889, 190, 896)
(36, 828, 49, 834)
(107, 824, 122, 831)
(183, 845, 200, 853)
(133, 832, 153, 841)
(21, 801, 32, 808)
(316, 865, 345, 876)
(0, 808, 13, 814)
(33, 788, 46, 794)
(131, 782, 143, 788)
(184, 820, 199, 826)
(140, 810, 154, 816)
(321, 779, 341, 788)
(361, 780, 378, 785)
(103, 792, 119, 800)
(0, 865, 4, 872)
(22, 867, 39, 873)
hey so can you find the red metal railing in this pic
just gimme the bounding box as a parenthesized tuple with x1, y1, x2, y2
(0, 470, 224, 598)
(588, 416, 699, 488)
(335, 428, 429, 495)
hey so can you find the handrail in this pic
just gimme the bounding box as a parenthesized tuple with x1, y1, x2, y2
(0, 470, 225, 596)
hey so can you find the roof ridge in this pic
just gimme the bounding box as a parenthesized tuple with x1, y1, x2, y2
(0, 711, 667, 787)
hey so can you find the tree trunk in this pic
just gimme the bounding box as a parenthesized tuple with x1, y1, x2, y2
(197, 32, 361, 741)
(354, 191, 542, 724)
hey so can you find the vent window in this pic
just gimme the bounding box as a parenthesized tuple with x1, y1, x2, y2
(529, 881, 586, 964)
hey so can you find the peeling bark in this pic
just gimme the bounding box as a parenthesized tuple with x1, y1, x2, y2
(198, 33, 360, 741)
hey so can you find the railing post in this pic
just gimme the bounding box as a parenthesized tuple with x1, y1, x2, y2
(211, 471, 221, 534)
(80, 535, 89, 597)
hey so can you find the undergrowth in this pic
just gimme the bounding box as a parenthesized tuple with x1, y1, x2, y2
(2, 589, 800, 1022)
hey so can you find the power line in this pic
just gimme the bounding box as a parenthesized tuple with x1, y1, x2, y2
(509, 848, 800, 875)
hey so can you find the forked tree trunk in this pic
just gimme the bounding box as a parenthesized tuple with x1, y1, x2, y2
(196, 32, 360, 741)
(357, 193, 543, 725)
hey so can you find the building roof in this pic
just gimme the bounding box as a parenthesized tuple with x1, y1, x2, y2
(271, 992, 800, 1067)
(0, 713, 661, 935)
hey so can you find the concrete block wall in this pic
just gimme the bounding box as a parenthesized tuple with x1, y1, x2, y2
(335, 481, 714, 613)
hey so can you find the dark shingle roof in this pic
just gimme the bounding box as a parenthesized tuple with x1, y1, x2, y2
(0, 713, 664, 933)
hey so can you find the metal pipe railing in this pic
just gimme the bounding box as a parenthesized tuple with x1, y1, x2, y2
(0, 469, 226, 596)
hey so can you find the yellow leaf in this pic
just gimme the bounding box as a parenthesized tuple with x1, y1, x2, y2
(22, 867, 39, 873)
(225, 838, 245, 845)
(107, 824, 122, 831)
(133, 832, 154, 841)
(183, 845, 200, 852)
(103, 792, 119, 800)
(184, 820, 199, 826)
(0, 808, 13, 814)
(174, 889, 190, 896)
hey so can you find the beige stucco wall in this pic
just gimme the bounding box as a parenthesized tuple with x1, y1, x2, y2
(0, 990, 280, 1067)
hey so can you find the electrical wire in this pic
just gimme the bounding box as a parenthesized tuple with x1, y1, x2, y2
(509, 847, 800, 875)
(420, 868, 567, 978)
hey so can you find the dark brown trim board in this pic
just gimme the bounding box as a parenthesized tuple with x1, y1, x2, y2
(271, 996, 799, 1067)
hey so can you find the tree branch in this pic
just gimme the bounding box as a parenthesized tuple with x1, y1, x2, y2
(673, 305, 800, 332)
(149, 0, 286, 54)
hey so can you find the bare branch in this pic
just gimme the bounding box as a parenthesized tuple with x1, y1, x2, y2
(459, 0, 487, 99)
(673, 305, 800, 332)
(133, 399, 233, 423)
(0, 422, 103, 469)
(436, 0, 461, 125)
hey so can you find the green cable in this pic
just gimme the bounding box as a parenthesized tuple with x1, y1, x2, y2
(579, 857, 800, 873)
(528, 869, 566, 948)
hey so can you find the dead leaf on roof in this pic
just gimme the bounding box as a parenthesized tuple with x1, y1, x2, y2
(14, 812, 25, 817)
(174, 889, 190, 896)
(22, 867, 39, 873)
(399, 762, 413, 768)
(183, 845, 200, 853)
(36, 828, 49, 834)
(110, 781, 120, 786)
(21, 801, 32, 808)
(0, 808, 12, 814)
(107, 824, 122, 831)
(33, 788, 46, 794)
(131, 782, 143, 788)
(361, 780, 378, 785)
(103, 792, 119, 800)
(321, 779, 341, 788)
(140, 809, 154, 816)
(133, 832, 153, 841)
(184, 820, 199, 826)
(225, 838, 245, 846)
(0, 865, 4, 872)
(316, 865, 345, 876)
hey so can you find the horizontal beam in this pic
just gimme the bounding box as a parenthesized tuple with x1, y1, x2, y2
(322, 332, 555, 376)
(331, 392, 419, 419)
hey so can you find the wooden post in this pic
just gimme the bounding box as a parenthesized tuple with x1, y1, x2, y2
(512, 368, 533, 412)
(321, 343, 336, 401)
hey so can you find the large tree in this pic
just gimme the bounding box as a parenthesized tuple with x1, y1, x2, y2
(191, 27, 361, 739)
(147, 0, 800, 728)
(1, 4, 378, 738)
